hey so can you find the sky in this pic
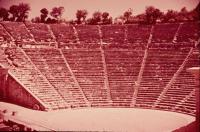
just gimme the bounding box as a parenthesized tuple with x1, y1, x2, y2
(0, 0, 199, 20)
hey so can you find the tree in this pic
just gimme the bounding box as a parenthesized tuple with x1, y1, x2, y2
(76, 10, 82, 24)
(50, 6, 64, 22)
(145, 6, 163, 24)
(9, 5, 19, 21)
(189, 2, 200, 21)
(114, 16, 125, 24)
(76, 9, 88, 24)
(40, 8, 48, 23)
(180, 7, 188, 14)
(0, 8, 9, 21)
(163, 10, 178, 22)
(87, 11, 102, 25)
(134, 13, 146, 24)
(123, 8, 132, 23)
(102, 12, 109, 20)
(176, 7, 189, 21)
(92, 11, 102, 24)
(195, 2, 200, 20)
(102, 12, 112, 24)
(16, 3, 31, 22)
(46, 17, 57, 24)
(31, 16, 41, 23)
(107, 17, 113, 24)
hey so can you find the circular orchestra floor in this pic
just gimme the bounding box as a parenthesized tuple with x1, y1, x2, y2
(0, 102, 195, 132)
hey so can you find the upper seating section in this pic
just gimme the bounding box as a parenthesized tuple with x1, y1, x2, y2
(75, 25, 100, 44)
(0, 22, 198, 47)
(101, 25, 125, 44)
(1, 22, 33, 43)
(126, 24, 152, 45)
(151, 23, 179, 43)
(25, 22, 55, 43)
(50, 24, 78, 47)
(104, 48, 144, 107)
(176, 22, 199, 43)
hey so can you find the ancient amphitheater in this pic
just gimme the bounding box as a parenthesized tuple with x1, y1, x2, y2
(0, 21, 199, 131)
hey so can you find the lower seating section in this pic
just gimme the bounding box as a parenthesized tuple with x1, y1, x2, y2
(0, 47, 68, 110)
(62, 49, 109, 106)
(0, 22, 198, 116)
(1, 22, 33, 43)
(151, 23, 179, 43)
(50, 24, 78, 47)
(75, 25, 100, 44)
(160, 50, 199, 116)
(104, 48, 144, 107)
(24, 48, 87, 107)
(0, 45, 197, 115)
(25, 22, 55, 44)
(126, 24, 152, 45)
(101, 25, 125, 44)
(176, 22, 199, 43)
(135, 47, 190, 108)
(174, 91, 196, 116)
(0, 24, 12, 42)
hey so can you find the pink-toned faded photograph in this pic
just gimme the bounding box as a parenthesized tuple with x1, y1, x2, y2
(0, 0, 199, 131)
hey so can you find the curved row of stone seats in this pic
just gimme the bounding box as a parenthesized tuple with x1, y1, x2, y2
(104, 47, 144, 107)
(176, 22, 199, 43)
(62, 48, 110, 107)
(148, 42, 196, 49)
(75, 25, 100, 44)
(102, 43, 146, 50)
(25, 22, 55, 44)
(50, 24, 78, 47)
(101, 25, 125, 44)
(62, 43, 102, 49)
(61, 41, 148, 50)
(158, 49, 199, 116)
(0, 47, 68, 110)
(1, 22, 34, 43)
(151, 23, 179, 43)
(126, 24, 152, 45)
(135, 46, 191, 108)
(24, 48, 88, 108)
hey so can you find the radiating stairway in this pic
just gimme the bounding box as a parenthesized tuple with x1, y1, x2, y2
(104, 48, 144, 107)
(62, 48, 110, 107)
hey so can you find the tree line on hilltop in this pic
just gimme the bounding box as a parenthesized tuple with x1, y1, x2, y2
(0, 2, 199, 25)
